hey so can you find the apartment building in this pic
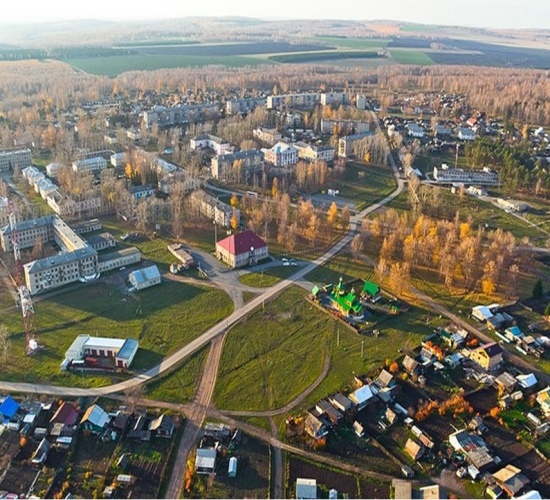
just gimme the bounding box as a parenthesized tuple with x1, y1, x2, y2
(263, 142, 298, 167)
(356, 94, 367, 110)
(293, 142, 335, 163)
(190, 189, 240, 228)
(320, 92, 350, 106)
(253, 127, 282, 145)
(320, 119, 370, 136)
(338, 132, 373, 158)
(143, 103, 220, 129)
(226, 97, 266, 115)
(190, 134, 233, 155)
(211, 149, 264, 180)
(22, 166, 44, 188)
(266, 93, 319, 110)
(433, 166, 500, 185)
(0, 148, 32, 172)
(0, 197, 8, 227)
(46, 191, 102, 217)
(72, 157, 107, 173)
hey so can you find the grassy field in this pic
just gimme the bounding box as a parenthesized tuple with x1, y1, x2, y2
(146, 347, 208, 404)
(315, 36, 389, 49)
(0, 278, 232, 387)
(389, 50, 434, 65)
(67, 55, 269, 76)
(213, 285, 440, 412)
(305, 251, 375, 285)
(238, 265, 297, 288)
(332, 162, 397, 210)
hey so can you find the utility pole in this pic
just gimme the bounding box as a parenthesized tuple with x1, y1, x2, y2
(455, 143, 459, 169)
(361, 340, 364, 360)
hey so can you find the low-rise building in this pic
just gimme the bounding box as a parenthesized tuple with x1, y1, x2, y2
(190, 189, 240, 227)
(85, 232, 116, 251)
(97, 247, 141, 273)
(449, 429, 495, 470)
(129, 184, 155, 199)
(62, 334, 139, 370)
(46, 162, 63, 178)
(458, 127, 476, 141)
(293, 142, 335, 163)
(195, 448, 217, 475)
(190, 134, 232, 155)
(129, 265, 161, 290)
(111, 153, 126, 168)
(0, 148, 32, 172)
(320, 118, 369, 135)
(81, 404, 110, 434)
(167, 243, 195, 268)
(497, 198, 529, 212)
(470, 342, 504, 371)
(493, 465, 530, 497)
(433, 166, 500, 185)
(72, 156, 107, 173)
(253, 127, 282, 145)
(296, 478, 317, 499)
(338, 132, 372, 157)
(266, 93, 319, 110)
(263, 141, 298, 167)
(215, 230, 268, 268)
(406, 123, 425, 138)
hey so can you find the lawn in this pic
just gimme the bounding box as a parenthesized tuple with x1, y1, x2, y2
(238, 266, 297, 288)
(332, 162, 397, 210)
(315, 36, 389, 49)
(66, 55, 269, 76)
(214, 285, 439, 413)
(305, 251, 376, 285)
(0, 279, 232, 387)
(389, 50, 434, 65)
(146, 346, 208, 404)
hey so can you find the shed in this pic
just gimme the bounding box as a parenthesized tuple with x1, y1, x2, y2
(228, 456, 237, 478)
(328, 393, 353, 413)
(517, 373, 537, 389)
(129, 265, 161, 290)
(349, 385, 374, 410)
(0, 396, 20, 420)
(495, 372, 517, 393)
(148, 414, 175, 437)
(196, 448, 217, 474)
(405, 438, 424, 460)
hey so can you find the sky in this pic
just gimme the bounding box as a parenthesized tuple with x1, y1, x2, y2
(2, 0, 549, 30)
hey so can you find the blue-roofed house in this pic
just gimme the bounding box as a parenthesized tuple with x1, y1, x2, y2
(505, 326, 524, 343)
(129, 265, 161, 290)
(0, 396, 20, 421)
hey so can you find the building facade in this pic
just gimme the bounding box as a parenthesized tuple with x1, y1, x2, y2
(263, 142, 298, 167)
(433, 166, 500, 185)
(294, 142, 335, 163)
(253, 127, 282, 145)
(0, 148, 32, 172)
(266, 93, 319, 110)
(190, 189, 240, 228)
(215, 230, 268, 268)
(338, 132, 372, 158)
(226, 98, 266, 115)
(320, 119, 370, 136)
(143, 103, 219, 129)
(211, 149, 264, 180)
(190, 134, 232, 155)
(129, 265, 161, 290)
(72, 157, 107, 173)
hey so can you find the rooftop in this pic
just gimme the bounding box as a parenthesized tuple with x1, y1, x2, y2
(217, 230, 267, 256)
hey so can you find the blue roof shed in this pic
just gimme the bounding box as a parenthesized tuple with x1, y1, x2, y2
(0, 396, 20, 419)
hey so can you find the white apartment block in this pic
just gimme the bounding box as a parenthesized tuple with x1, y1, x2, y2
(190, 134, 233, 155)
(320, 92, 350, 106)
(253, 127, 282, 145)
(356, 94, 367, 110)
(211, 149, 264, 180)
(433, 166, 500, 185)
(72, 156, 107, 173)
(143, 103, 220, 129)
(22, 166, 44, 188)
(266, 93, 319, 110)
(263, 142, 298, 167)
(226, 98, 266, 115)
(110, 153, 126, 168)
(0, 148, 32, 172)
(0, 197, 8, 227)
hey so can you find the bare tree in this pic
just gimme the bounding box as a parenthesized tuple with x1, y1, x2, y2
(0, 325, 11, 365)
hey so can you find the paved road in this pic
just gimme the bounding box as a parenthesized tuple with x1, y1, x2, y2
(164, 335, 226, 499)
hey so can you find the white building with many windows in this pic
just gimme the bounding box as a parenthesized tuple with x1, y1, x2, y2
(0, 148, 32, 172)
(72, 157, 107, 173)
(263, 142, 298, 167)
(266, 93, 319, 110)
(433, 166, 500, 185)
(190, 134, 233, 155)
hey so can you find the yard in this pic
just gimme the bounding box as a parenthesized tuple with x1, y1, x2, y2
(237, 265, 297, 288)
(287, 455, 390, 499)
(1, 277, 232, 387)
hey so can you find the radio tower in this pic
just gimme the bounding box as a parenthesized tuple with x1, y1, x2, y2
(8, 201, 39, 355)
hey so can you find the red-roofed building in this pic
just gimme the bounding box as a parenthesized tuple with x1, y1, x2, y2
(215, 230, 268, 268)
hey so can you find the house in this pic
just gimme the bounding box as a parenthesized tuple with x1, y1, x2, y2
(449, 429, 495, 470)
(315, 400, 343, 424)
(215, 230, 268, 268)
(129, 265, 161, 290)
(148, 414, 175, 438)
(50, 402, 79, 427)
(195, 448, 217, 474)
(435, 124, 453, 137)
(81, 404, 110, 434)
(263, 141, 298, 167)
(349, 384, 374, 410)
(375, 369, 394, 389)
(493, 465, 530, 497)
(304, 412, 329, 439)
(470, 342, 504, 371)
(405, 438, 424, 460)
(505, 326, 524, 342)
(516, 373, 537, 390)
(328, 393, 353, 413)
(296, 478, 317, 499)
(536, 387, 550, 415)
(72, 156, 107, 173)
(495, 372, 517, 393)
(406, 123, 425, 138)
(0, 396, 20, 421)
(458, 128, 476, 141)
